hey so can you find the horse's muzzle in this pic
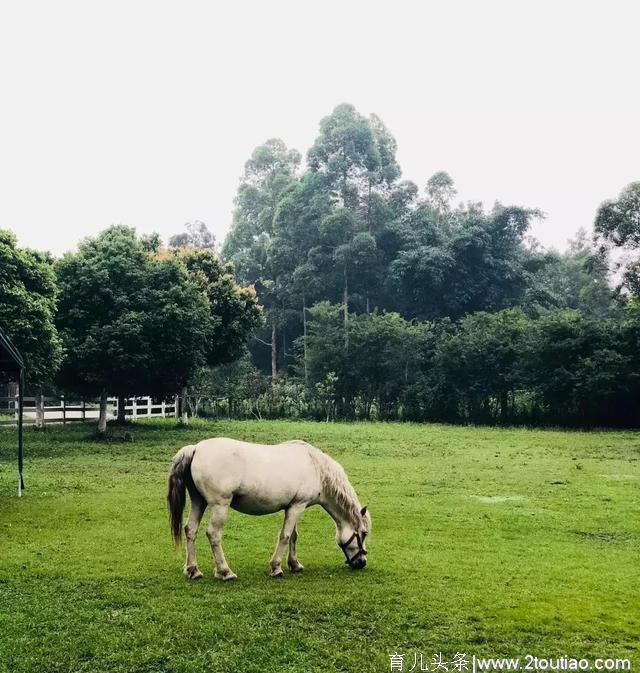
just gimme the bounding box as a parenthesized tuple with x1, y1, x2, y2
(349, 557, 367, 570)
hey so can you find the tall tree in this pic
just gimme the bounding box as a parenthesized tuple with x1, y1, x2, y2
(306, 104, 401, 332)
(169, 220, 217, 250)
(178, 247, 263, 408)
(594, 181, 640, 296)
(56, 226, 213, 431)
(224, 139, 301, 380)
(0, 230, 62, 425)
(388, 192, 542, 320)
(524, 229, 615, 317)
(56, 227, 259, 430)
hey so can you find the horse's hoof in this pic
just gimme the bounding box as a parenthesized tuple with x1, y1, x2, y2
(269, 568, 285, 579)
(184, 566, 203, 580)
(216, 570, 237, 581)
(288, 563, 304, 573)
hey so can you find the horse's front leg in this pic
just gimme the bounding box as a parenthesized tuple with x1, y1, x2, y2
(206, 500, 237, 581)
(287, 524, 304, 573)
(269, 503, 305, 578)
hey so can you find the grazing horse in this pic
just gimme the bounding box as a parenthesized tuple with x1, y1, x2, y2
(167, 437, 371, 580)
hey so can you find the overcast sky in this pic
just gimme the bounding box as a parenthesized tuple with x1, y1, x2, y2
(1, 1, 638, 257)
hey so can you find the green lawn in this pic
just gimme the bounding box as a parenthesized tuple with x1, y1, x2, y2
(0, 420, 639, 673)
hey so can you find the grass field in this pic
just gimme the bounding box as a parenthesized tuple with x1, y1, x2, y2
(0, 419, 639, 673)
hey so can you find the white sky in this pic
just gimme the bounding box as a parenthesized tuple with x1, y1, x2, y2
(1, 1, 638, 256)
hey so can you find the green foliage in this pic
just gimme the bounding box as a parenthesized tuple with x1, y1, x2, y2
(0, 230, 62, 387)
(302, 304, 427, 419)
(177, 248, 263, 366)
(218, 105, 632, 428)
(525, 230, 616, 317)
(168, 220, 217, 250)
(55, 226, 210, 397)
(595, 181, 640, 247)
(524, 311, 635, 425)
(435, 310, 528, 422)
(55, 226, 260, 400)
(595, 181, 640, 295)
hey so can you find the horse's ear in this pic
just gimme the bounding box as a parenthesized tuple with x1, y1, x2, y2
(360, 506, 368, 516)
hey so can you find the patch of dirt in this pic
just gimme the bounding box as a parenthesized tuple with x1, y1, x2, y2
(471, 495, 525, 504)
(573, 530, 635, 544)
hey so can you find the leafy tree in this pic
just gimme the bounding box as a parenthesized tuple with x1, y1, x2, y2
(169, 220, 217, 250)
(524, 229, 615, 317)
(302, 303, 425, 419)
(56, 226, 212, 431)
(522, 311, 632, 425)
(426, 171, 456, 212)
(56, 227, 260, 430)
(594, 182, 640, 295)
(223, 139, 301, 380)
(435, 310, 528, 423)
(389, 197, 542, 320)
(0, 231, 62, 418)
(304, 105, 402, 333)
(178, 248, 262, 365)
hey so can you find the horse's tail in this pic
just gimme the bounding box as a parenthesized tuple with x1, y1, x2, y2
(167, 444, 197, 547)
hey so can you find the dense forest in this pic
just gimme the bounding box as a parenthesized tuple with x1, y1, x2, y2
(217, 104, 640, 427)
(2, 104, 639, 428)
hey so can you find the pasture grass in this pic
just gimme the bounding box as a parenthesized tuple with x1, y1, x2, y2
(0, 419, 639, 673)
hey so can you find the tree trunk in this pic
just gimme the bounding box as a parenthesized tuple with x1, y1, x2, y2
(302, 294, 308, 389)
(500, 390, 509, 423)
(343, 266, 349, 352)
(117, 394, 126, 423)
(281, 303, 287, 373)
(271, 320, 277, 384)
(190, 396, 201, 418)
(180, 385, 189, 426)
(367, 179, 372, 232)
(97, 390, 108, 434)
(35, 392, 45, 429)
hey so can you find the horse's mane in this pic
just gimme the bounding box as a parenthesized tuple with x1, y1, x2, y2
(307, 446, 362, 526)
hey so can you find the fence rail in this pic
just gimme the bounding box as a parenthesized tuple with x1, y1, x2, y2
(0, 396, 178, 426)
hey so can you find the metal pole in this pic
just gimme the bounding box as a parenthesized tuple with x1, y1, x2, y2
(17, 367, 25, 496)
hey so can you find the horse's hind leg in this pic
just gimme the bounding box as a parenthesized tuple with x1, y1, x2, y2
(206, 501, 236, 581)
(287, 524, 304, 573)
(184, 492, 206, 580)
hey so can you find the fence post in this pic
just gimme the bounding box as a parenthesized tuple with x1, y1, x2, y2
(161, 400, 166, 418)
(132, 398, 137, 420)
(62, 395, 66, 426)
(82, 399, 86, 422)
(147, 397, 152, 417)
(174, 395, 179, 418)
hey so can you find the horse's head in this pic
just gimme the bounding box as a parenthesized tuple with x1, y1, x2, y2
(337, 506, 371, 570)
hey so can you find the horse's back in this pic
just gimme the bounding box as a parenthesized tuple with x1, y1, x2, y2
(189, 437, 322, 511)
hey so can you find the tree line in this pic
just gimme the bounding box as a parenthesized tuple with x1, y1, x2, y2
(220, 104, 640, 427)
(1, 103, 639, 429)
(0, 225, 261, 433)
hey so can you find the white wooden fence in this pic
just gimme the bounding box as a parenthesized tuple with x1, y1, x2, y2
(0, 395, 178, 426)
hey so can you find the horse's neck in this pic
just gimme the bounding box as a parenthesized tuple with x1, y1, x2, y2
(309, 447, 360, 528)
(318, 467, 360, 530)
(322, 500, 356, 534)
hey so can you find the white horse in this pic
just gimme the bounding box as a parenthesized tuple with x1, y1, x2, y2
(167, 437, 371, 580)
